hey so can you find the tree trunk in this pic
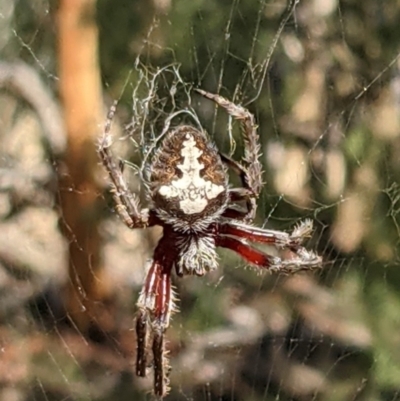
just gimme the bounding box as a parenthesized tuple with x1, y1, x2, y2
(57, 0, 111, 333)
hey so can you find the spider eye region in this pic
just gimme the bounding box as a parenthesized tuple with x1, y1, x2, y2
(150, 126, 228, 223)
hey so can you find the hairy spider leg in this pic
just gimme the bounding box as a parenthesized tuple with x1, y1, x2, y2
(217, 235, 281, 267)
(195, 89, 263, 220)
(98, 102, 159, 228)
(136, 256, 168, 377)
(135, 309, 148, 377)
(220, 152, 258, 221)
(136, 235, 177, 397)
(217, 220, 322, 273)
(219, 220, 312, 247)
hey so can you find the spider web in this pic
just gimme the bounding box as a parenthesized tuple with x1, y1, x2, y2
(1, 0, 400, 400)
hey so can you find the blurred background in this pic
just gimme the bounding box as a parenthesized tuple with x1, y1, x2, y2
(1, 0, 400, 400)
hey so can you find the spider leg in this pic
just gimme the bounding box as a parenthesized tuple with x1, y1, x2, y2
(220, 219, 313, 248)
(217, 236, 320, 273)
(135, 309, 148, 377)
(220, 152, 256, 221)
(220, 152, 247, 185)
(98, 102, 160, 229)
(217, 235, 276, 266)
(136, 260, 162, 378)
(217, 219, 322, 273)
(196, 89, 263, 220)
(136, 236, 177, 397)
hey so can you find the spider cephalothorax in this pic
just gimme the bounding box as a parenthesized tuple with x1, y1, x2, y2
(98, 89, 322, 397)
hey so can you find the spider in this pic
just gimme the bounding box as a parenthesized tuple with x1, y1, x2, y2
(98, 88, 322, 398)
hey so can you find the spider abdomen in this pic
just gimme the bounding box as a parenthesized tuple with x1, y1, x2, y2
(149, 125, 229, 229)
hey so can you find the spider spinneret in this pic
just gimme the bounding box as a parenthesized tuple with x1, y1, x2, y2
(98, 88, 322, 398)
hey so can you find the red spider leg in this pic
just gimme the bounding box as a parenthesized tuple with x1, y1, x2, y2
(219, 219, 315, 250)
(217, 235, 321, 274)
(220, 222, 292, 247)
(136, 235, 177, 397)
(136, 259, 160, 377)
(218, 219, 322, 272)
(216, 236, 279, 268)
(152, 264, 173, 398)
(135, 312, 148, 375)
